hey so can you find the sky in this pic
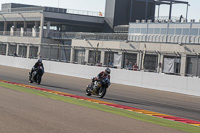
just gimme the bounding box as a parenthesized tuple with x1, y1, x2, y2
(0, 0, 199, 21)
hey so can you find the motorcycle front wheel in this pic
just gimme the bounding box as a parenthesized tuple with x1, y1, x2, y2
(37, 75, 41, 84)
(98, 87, 106, 98)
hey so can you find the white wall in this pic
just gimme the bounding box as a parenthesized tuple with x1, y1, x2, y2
(0, 55, 200, 97)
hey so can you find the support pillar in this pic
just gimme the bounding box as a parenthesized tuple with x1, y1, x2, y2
(180, 54, 187, 76)
(37, 45, 41, 59)
(84, 49, 89, 64)
(23, 21, 27, 31)
(159, 54, 164, 73)
(35, 21, 39, 28)
(70, 47, 75, 63)
(157, 53, 163, 73)
(16, 44, 19, 56)
(3, 22, 7, 35)
(39, 14, 44, 40)
(100, 50, 105, 65)
(137, 52, 143, 70)
(26, 45, 30, 58)
(6, 43, 9, 56)
(117, 51, 123, 68)
(46, 21, 51, 38)
(13, 21, 17, 31)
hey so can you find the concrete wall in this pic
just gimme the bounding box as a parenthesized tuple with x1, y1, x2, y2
(0, 36, 41, 44)
(0, 55, 199, 97)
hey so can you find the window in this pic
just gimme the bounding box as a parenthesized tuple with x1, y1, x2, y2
(168, 28, 175, 35)
(161, 28, 167, 34)
(19, 45, 27, 58)
(154, 28, 160, 34)
(191, 28, 199, 35)
(0, 43, 6, 55)
(175, 28, 182, 35)
(123, 53, 137, 69)
(129, 28, 134, 34)
(148, 28, 153, 34)
(144, 54, 158, 72)
(29, 46, 38, 58)
(135, 28, 140, 34)
(141, 28, 147, 34)
(88, 50, 101, 65)
(186, 56, 200, 76)
(104, 51, 118, 66)
(182, 28, 190, 35)
(163, 56, 181, 74)
(75, 49, 85, 64)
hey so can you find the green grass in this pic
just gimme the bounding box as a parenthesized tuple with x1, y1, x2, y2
(1, 82, 200, 133)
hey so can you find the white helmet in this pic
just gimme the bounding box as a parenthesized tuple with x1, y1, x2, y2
(105, 68, 111, 75)
(38, 58, 42, 63)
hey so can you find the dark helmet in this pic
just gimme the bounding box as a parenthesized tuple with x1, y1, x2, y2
(105, 68, 111, 75)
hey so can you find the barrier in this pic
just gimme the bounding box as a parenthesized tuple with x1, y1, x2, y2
(0, 55, 199, 97)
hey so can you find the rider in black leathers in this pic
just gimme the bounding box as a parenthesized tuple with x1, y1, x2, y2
(30, 59, 44, 80)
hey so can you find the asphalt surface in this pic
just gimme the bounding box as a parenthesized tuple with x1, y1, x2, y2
(0, 86, 187, 133)
(0, 65, 200, 122)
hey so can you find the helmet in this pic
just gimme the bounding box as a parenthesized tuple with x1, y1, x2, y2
(38, 58, 42, 63)
(105, 68, 111, 75)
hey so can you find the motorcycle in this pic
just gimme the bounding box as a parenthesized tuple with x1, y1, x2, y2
(29, 66, 44, 84)
(86, 78, 110, 98)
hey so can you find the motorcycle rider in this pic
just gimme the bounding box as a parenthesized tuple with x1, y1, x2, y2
(29, 58, 44, 80)
(93, 68, 111, 92)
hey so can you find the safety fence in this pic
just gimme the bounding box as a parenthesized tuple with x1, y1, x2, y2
(46, 31, 128, 41)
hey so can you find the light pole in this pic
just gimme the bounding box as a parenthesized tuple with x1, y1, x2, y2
(186, 3, 190, 22)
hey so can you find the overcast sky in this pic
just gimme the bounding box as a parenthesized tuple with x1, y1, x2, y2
(0, 0, 199, 21)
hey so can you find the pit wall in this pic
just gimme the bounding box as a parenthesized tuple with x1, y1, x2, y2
(0, 55, 199, 97)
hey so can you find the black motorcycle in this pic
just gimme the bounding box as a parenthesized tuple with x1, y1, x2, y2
(86, 78, 110, 98)
(29, 66, 44, 84)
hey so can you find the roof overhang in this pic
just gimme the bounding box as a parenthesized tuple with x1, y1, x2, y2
(155, 0, 188, 5)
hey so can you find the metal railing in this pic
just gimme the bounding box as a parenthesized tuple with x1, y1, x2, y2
(0, 31, 40, 37)
(128, 34, 200, 44)
(46, 31, 128, 41)
(66, 9, 104, 17)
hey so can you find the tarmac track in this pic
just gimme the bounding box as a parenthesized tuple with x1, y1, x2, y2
(0, 65, 200, 127)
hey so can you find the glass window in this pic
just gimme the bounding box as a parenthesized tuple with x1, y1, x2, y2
(135, 28, 140, 34)
(8, 45, 17, 56)
(60, 48, 71, 62)
(148, 28, 154, 34)
(88, 50, 101, 65)
(191, 28, 199, 35)
(129, 28, 134, 34)
(161, 28, 167, 34)
(0, 44, 6, 55)
(182, 28, 190, 35)
(175, 28, 182, 35)
(186, 56, 200, 77)
(163, 56, 181, 74)
(141, 28, 147, 34)
(18, 45, 27, 58)
(144, 54, 158, 72)
(123, 53, 137, 70)
(104, 51, 118, 67)
(168, 28, 175, 35)
(29, 46, 38, 58)
(75, 49, 85, 64)
(154, 28, 160, 34)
